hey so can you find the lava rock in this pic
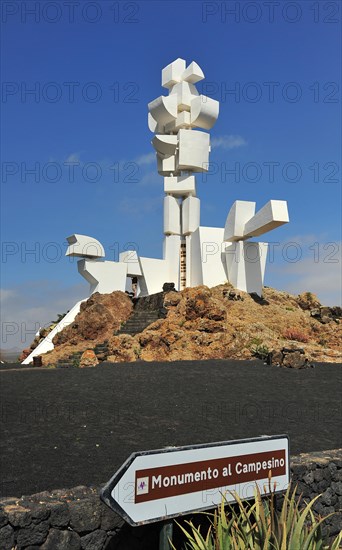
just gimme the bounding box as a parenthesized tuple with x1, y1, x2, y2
(79, 350, 98, 368)
(331, 481, 342, 496)
(162, 282, 176, 292)
(268, 350, 284, 366)
(48, 501, 70, 527)
(80, 529, 107, 549)
(29, 504, 50, 524)
(321, 488, 336, 507)
(0, 524, 15, 550)
(223, 289, 243, 301)
(4, 504, 32, 527)
(16, 521, 49, 547)
(283, 351, 307, 369)
(53, 292, 132, 346)
(69, 498, 101, 533)
(100, 507, 124, 531)
(0, 507, 8, 528)
(41, 528, 81, 549)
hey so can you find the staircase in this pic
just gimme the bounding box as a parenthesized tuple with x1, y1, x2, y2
(55, 292, 171, 366)
(116, 310, 161, 336)
(56, 341, 110, 368)
(116, 291, 167, 336)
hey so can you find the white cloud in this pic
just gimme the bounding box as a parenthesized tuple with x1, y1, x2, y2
(135, 152, 155, 166)
(278, 233, 330, 247)
(270, 243, 341, 306)
(65, 152, 81, 163)
(138, 169, 161, 187)
(211, 135, 247, 150)
(0, 289, 16, 302)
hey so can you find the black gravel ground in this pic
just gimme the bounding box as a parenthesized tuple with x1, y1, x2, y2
(0, 359, 341, 498)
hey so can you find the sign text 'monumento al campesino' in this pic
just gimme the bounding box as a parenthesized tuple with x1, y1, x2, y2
(101, 435, 290, 526)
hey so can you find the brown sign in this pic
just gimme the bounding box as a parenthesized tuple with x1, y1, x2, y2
(101, 435, 290, 526)
(135, 449, 286, 503)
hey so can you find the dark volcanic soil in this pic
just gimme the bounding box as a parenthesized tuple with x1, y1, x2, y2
(0, 359, 341, 498)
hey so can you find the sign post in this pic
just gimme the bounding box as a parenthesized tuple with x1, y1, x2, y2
(101, 434, 290, 544)
(159, 521, 173, 550)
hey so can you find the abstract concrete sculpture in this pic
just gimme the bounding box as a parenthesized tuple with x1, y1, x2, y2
(22, 58, 289, 364)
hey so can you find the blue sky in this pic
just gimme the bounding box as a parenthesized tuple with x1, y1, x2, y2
(1, 0, 341, 348)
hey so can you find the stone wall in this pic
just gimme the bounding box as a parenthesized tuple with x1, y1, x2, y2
(290, 449, 342, 537)
(0, 449, 341, 549)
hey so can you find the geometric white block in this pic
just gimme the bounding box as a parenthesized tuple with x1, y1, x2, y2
(65, 234, 105, 258)
(162, 58, 186, 89)
(157, 154, 176, 175)
(223, 201, 256, 242)
(178, 129, 210, 172)
(77, 259, 128, 294)
(190, 95, 220, 130)
(182, 196, 200, 235)
(148, 95, 178, 126)
(181, 61, 205, 84)
(187, 226, 226, 288)
(170, 81, 199, 111)
(163, 195, 181, 235)
(165, 111, 191, 133)
(148, 112, 164, 134)
(243, 200, 289, 239)
(224, 241, 268, 296)
(152, 134, 178, 156)
(138, 257, 170, 296)
(119, 250, 142, 277)
(164, 175, 196, 197)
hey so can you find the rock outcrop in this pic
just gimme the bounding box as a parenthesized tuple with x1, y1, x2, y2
(53, 292, 132, 345)
(28, 285, 341, 366)
(267, 347, 314, 369)
(41, 292, 132, 366)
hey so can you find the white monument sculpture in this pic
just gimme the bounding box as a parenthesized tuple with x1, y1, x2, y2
(22, 58, 289, 364)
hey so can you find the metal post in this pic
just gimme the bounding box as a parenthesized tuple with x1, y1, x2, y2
(159, 520, 173, 550)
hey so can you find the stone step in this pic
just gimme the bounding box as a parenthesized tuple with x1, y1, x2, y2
(124, 317, 157, 321)
(127, 315, 159, 321)
(127, 313, 159, 320)
(115, 308, 163, 336)
(119, 329, 149, 335)
(121, 324, 154, 329)
(122, 319, 159, 326)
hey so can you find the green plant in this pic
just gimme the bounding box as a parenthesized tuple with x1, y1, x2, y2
(50, 312, 68, 324)
(251, 343, 270, 361)
(172, 484, 342, 550)
(249, 337, 263, 347)
(72, 356, 80, 368)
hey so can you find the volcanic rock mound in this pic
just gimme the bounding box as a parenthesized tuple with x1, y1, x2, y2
(33, 286, 341, 366)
